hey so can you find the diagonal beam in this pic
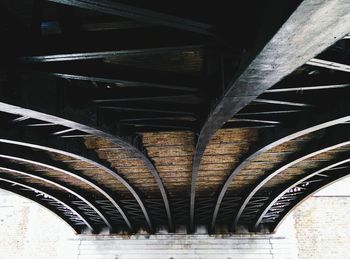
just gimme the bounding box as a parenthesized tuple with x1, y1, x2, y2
(257, 158, 350, 232)
(0, 175, 95, 233)
(0, 160, 113, 231)
(265, 83, 350, 93)
(21, 62, 202, 92)
(306, 44, 350, 72)
(99, 105, 195, 116)
(0, 144, 133, 231)
(17, 28, 206, 62)
(253, 99, 312, 107)
(93, 95, 200, 103)
(19, 46, 202, 63)
(191, 0, 350, 230)
(307, 58, 350, 73)
(47, 0, 214, 35)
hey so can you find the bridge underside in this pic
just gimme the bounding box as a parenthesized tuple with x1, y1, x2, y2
(2, 0, 350, 234)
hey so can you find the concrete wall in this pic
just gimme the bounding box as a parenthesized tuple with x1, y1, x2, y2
(1, 182, 350, 259)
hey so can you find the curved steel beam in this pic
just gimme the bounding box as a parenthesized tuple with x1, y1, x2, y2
(232, 127, 350, 230)
(0, 176, 95, 233)
(0, 102, 171, 231)
(211, 115, 350, 231)
(0, 128, 155, 231)
(271, 174, 350, 233)
(0, 161, 113, 230)
(0, 137, 154, 231)
(191, 0, 350, 229)
(0, 144, 132, 231)
(255, 158, 350, 232)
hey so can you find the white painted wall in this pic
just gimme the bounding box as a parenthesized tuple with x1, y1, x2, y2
(0, 189, 298, 259)
(0, 190, 79, 259)
(75, 233, 297, 259)
(1, 178, 350, 259)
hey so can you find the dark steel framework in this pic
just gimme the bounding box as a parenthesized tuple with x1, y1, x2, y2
(1, 0, 350, 234)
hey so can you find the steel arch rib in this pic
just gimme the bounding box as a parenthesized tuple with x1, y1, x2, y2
(0, 177, 95, 233)
(0, 146, 132, 231)
(257, 159, 350, 232)
(191, 0, 350, 229)
(0, 162, 113, 230)
(0, 137, 154, 231)
(232, 131, 350, 230)
(0, 102, 171, 231)
(271, 174, 350, 233)
(210, 116, 350, 231)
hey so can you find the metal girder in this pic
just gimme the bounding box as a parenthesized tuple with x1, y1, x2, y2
(99, 104, 196, 116)
(0, 160, 113, 230)
(21, 62, 202, 92)
(235, 110, 303, 116)
(265, 83, 350, 93)
(268, 65, 350, 92)
(0, 143, 133, 231)
(0, 102, 172, 232)
(93, 95, 201, 103)
(222, 122, 277, 130)
(257, 158, 350, 232)
(47, 0, 214, 35)
(190, 0, 350, 230)
(228, 118, 280, 125)
(232, 125, 350, 231)
(211, 114, 350, 231)
(253, 99, 312, 108)
(306, 44, 350, 72)
(17, 28, 206, 62)
(0, 175, 94, 233)
(19, 46, 202, 63)
(307, 58, 350, 73)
